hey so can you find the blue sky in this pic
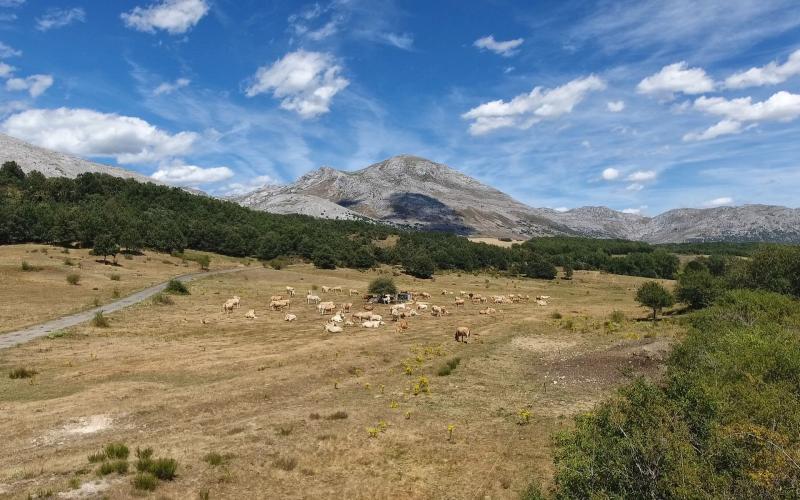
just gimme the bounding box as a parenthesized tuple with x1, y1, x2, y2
(1, 0, 799, 215)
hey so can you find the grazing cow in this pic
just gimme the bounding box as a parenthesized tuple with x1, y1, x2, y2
(536, 299, 548, 306)
(479, 307, 497, 315)
(222, 299, 236, 314)
(321, 286, 331, 293)
(454, 326, 470, 342)
(431, 305, 444, 317)
(324, 322, 343, 333)
(420, 292, 431, 299)
(341, 302, 352, 313)
(349, 289, 360, 296)
(306, 292, 321, 305)
(317, 301, 335, 315)
(454, 298, 465, 308)
(231, 296, 241, 309)
(395, 320, 409, 334)
(361, 320, 384, 328)
(245, 309, 257, 319)
(416, 303, 428, 311)
(286, 286, 295, 297)
(332, 286, 343, 294)
(352, 311, 373, 321)
(369, 314, 383, 322)
(270, 299, 290, 311)
(459, 290, 468, 296)
(284, 313, 297, 322)
(270, 295, 284, 301)
(536, 295, 551, 300)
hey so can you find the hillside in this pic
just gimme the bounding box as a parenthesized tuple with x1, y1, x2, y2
(236, 155, 800, 243)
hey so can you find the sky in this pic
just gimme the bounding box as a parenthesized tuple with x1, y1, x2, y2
(0, 0, 799, 215)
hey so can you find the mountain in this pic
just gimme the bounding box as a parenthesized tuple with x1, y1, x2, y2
(0, 132, 160, 184)
(236, 155, 800, 243)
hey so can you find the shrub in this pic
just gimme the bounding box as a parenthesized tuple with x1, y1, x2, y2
(635, 281, 674, 320)
(104, 443, 129, 460)
(66, 273, 80, 285)
(151, 293, 174, 305)
(91, 312, 109, 328)
(112, 288, 121, 299)
(676, 268, 723, 309)
(312, 248, 336, 269)
(326, 411, 348, 420)
(609, 310, 625, 323)
(563, 265, 574, 280)
(135, 447, 154, 472)
(404, 251, 435, 279)
(368, 277, 397, 296)
(164, 279, 189, 295)
(148, 458, 178, 480)
(550, 311, 563, 320)
(63, 258, 74, 266)
(272, 456, 297, 471)
(437, 357, 461, 376)
(276, 425, 293, 436)
(196, 254, 211, 270)
(132, 472, 158, 491)
(87, 452, 106, 463)
(203, 452, 223, 466)
(21, 260, 39, 271)
(109, 273, 121, 281)
(9, 367, 37, 379)
(98, 459, 128, 475)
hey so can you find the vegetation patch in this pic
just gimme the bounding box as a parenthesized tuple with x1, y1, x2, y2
(66, 273, 81, 285)
(91, 312, 109, 328)
(165, 279, 189, 295)
(437, 357, 461, 376)
(8, 367, 38, 379)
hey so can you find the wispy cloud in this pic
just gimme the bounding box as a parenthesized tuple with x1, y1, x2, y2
(122, 0, 209, 35)
(154, 78, 190, 95)
(36, 7, 86, 31)
(473, 35, 524, 57)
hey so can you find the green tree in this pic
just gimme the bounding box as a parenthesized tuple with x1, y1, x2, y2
(523, 256, 557, 280)
(312, 247, 336, 269)
(675, 268, 723, 309)
(368, 276, 397, 296)
(635, 281, 675, 320)
(92, 234, 120, 264)
(563, 265, 574, 280)
(404, 251, 435, 278)
(196, 254, 210, 270)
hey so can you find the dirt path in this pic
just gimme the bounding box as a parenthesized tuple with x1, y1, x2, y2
(0, 267, 245, 350)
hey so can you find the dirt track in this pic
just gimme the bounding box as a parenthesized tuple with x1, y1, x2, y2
(0, 267, 245, 349)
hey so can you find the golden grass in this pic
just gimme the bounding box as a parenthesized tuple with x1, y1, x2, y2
(468, 237, 525, 248)
(0, 263, 681, 499)
(0, 244, 241, 334)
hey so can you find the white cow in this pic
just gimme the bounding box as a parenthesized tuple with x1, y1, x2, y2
(361, 320, 384, 328)
(284, 313, 297, 322)
(324, 322, 343, 333)
(245, 309, 256, 319)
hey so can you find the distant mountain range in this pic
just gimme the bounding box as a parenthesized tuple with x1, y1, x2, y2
(2, 133, 798, 243)
(235, 155, 800, 243)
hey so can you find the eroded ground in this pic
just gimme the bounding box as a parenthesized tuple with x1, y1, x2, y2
(0, 261, 680, 499)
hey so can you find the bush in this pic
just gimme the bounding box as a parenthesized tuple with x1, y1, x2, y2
(325, 411, 348, 420)
(109, 273, 121, 281)
(87, 452, 106, 463)
(196, 254, 211, 270)
(272, 456, 297, 471)
(203, 452, 223, 466)
(63, 257, 74, 266)
(368, 277, 397, 296)
(523, 257, 557, 280)
(91, 312, 109, 328)
(21, 260, 39, 271)
(675, 268, 723, 309)
(404, 251, 435, 279)
(151, 293, 174, 305)
(66, 273, 80, 285)
(135, 447, 154, 472)
(562, 265, 574, 280)
(104, 443, 129, 459)
(437, 357, 461, 376)
(9, 367, 37, 379)
(132, 472, 158, 491)
(635, 281, 674, 320)
(312, 248, 336, 269)
(164, 279, 189, 295)
(550, 311, 563, 320)
(98, 459, 128, 475)
(148, 458, 178, 480)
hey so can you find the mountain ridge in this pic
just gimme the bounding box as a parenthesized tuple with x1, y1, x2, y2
(236, 155, 800, 243)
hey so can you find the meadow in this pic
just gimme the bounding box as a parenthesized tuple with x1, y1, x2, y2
(0, 246, 681, 499)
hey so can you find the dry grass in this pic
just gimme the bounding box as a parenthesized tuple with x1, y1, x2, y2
(0, 244, 241, 334)
(467, 237, 526, 248)
(0, 263, 681, 499)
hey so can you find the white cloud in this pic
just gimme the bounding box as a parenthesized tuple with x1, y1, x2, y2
(0, 0, 24, 7)
(637, 61, 715, 97)
(601, 167, 620, 180)
(626, 183, 644, 191)
(219, 175, 277, 196)
(626, 170, 656, 182)
(151, 164, 233, 186)
(473, 35, 524, 57)
(553, 206, 569, 212)
(122, 0, 209, 35)
(725, 49, 800, 89)
(245, 50, 349, 119)
(683, 119, 743, 141)
(153, 78, 190, 95)
(703, 197, 733, 207)
(1, 107, 198, 164)
(607, 100, 625, 112)
(622, 207, 644, 215)
(0, 61, 13, 77)
(0, 41, 21, 58)
(5, 74, 53, 97)
(380, 32, 414, 50)
(462, 75, 606, 135)
(684, 91, 800, 141)
(36, 7, 86, 31)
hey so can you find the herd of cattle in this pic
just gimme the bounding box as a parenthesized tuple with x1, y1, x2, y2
(220, 285, 551, 342)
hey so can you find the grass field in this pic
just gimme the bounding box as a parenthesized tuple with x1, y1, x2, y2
(0, 259, 681, 499)
(0, 244, 242, 334)
(468, 237, 526, 248)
